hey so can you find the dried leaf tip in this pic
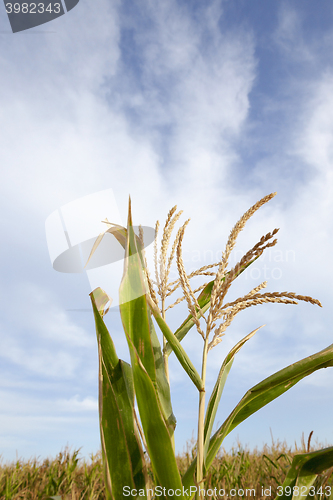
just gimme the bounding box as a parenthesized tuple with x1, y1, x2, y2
(127, 195, 133, 227)
(90, 287, 113, 318)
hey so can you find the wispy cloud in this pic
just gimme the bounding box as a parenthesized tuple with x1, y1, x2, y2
(1, 0, 333, 460)
(0, 282, 94, 378)
(274, 4, 313, 62)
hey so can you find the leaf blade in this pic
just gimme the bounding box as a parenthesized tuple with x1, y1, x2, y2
(273, 447, 333, 500)
(90, 288, 146, 500)
(182, 342, 333, 499)
(147, 295, 204, 392)
(203, 326, 264, 465)
(119, 198, 183, 497)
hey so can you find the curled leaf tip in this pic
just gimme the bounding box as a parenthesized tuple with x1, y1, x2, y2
(90, 287, 113, 317)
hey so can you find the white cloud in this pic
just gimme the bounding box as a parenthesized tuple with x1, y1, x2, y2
(1, 281, 93, 345)
(274, 4, 313, 62)
(56, 395, 98, 412)
(0, 390, 96, 415)
(0, 338, 79, 378)
(296, 73, 333, 180)
(1, 0, 333, 461)
(0, 281, 95, 378)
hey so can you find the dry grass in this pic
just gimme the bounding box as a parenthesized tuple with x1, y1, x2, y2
(1, 437, 332, 500)
(0, 448, 105, 499)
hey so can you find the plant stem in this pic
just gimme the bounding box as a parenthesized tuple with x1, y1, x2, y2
(196, 335, 209, 499)
(161, 297, 175, 453)
(162, 300, 170, 384)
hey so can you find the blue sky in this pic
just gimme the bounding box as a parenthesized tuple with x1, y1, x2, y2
(1, 0, 333, 464)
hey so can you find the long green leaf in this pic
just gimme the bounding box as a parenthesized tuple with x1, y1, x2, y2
(119, 198, 183, 497)
(90, 288, 146, 500)
(127, 337, 183, 497)
(147, 295, 203, 392)
(164, 257, 260, 357)
(203, 325, 264, 467)
(273, 446, 333, 500)
(182, 342, 333, 499)
(148, 308, 178, 432)
(119, 199, 176, 435)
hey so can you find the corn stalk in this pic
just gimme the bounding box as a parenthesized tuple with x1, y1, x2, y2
(88, 195, 333, 500)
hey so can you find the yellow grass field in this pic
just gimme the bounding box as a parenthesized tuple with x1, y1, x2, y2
(1, 436, 332, 500)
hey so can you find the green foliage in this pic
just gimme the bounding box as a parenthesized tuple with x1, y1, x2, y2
(273, 446, 333, 500)
(91, 289, 146, 500)
(91, 194, 333, 500)
(87, 195, 332, 500)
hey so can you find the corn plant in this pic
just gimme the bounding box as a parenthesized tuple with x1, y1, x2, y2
(87, 192, 333, 500)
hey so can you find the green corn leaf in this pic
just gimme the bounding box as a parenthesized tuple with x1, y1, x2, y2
(91, 286, 113, 317)
(118, 199, 176, 436)
(90, 288, 146, 500)
(203, 325, 264, 467)
(182, 342, 333, 499)
(127, 337, 183, 497)
(273, 446, 333, 500)
(148, 307, 178, 433)
(147, 295, 203, 392)
(119, 198, 183, 496)
(164, 257, 260, 357)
